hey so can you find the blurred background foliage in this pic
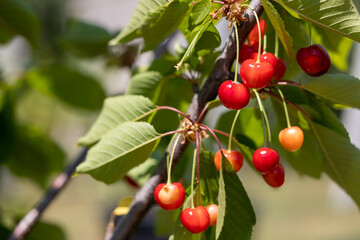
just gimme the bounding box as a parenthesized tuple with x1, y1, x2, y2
(0, 0, 360, 239)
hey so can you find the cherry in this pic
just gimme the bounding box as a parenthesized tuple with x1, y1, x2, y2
(218, 80, 250, 110)
(252, 147, 279, 173)
(206, 204, 219, 226)
(296, 44, 331, 76)
(214, 149, 244, 172)
(274, 57, 287, 80)
(250, 52, 277, 69)
(239, 43, 256, 64)
(248, 19, 267, 43)
(154, 183, 185, 210)
(240, 59, 274, 89)
(262, 163, 285, 188)
(180, 206, 210, 233)
(279, 126, 304, 152)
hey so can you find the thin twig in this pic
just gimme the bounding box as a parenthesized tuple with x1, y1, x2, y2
(8, 149, 88, 240)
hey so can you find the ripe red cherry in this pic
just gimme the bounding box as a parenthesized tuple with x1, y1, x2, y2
(248, 19, 267, 42)
(218, 80, 250, 110)
(296, 44, 331, 76)
(239, 43, 256, 64)
(262, 163, 285, 188)
(279, 126, 304, 152)
(181, 206, 210, 233)
(274, 57, 287, 80)
(154, 183, 185, 210)
(240, 59, 274, 89)
(250, 52, 277, 69)
(252, 147, 279, 173)
(206, 204, 219, 226)
(214, 149, 244, 172)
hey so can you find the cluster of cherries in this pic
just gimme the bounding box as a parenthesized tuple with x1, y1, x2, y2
(153, 17, 331, 235)
(154, 182, 218, 233)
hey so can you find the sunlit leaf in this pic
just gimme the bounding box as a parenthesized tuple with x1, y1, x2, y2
(76, 122, 161, 184)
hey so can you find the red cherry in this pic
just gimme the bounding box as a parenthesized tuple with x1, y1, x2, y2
(214, 149, 244, 172)
(250, 52, 277, 69)
(296, 44, 331, 76)
(206, 204, 219, 226)
(240, 59, 274, 89)
(248, 19, 267, 43)
(249, 40, 261, 52)
(262, 163, 285, 188)
(252, 147, 279, 173)
(180, 206, 210, 233)
(274, 58, 287, 80)
(239, 43, 256, 64)
(218, 80, 250, 110)
(154, 183, 185, 210)
(279, 126, 304, 152)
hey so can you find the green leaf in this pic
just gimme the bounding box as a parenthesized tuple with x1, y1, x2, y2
(78, 95, 156, 147)
(176, 20, 213, 70)
(190, 0, 211, 25)
(127, 157, 160, 186)
(126, 71, 164, 99)
(300, 73, 360, 109)
(199, 151, 219, 205)
(216, 158, 256, 240)
(0, 0, 41, 46)
(273, 0, 360, 42)
(26, 65, 106, 111)
(109, 0, 191, 51)
(260, 0, 295, 60)
(59, 19, 113, 57)
(27, 221, 65, 240)
(311, 123, 360, 208)
(5, 126, 65, 188)
(76, 122, 160, 184)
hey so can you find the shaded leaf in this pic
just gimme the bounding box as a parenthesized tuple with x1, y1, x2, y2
(110, 0, 191, 51)
(300, 73, 360, 109)
(126, 71, 164, 99)
(127, 157, 160, 186)
(76, 122, 160, 184)
(0, 0, 41, 46)
(27, 221, 66, 240)
(311, 123, 360, 208)
(78, 95, 156, 147)
(5, 126, 65, 188)
(261, 0, 295, 60)
(60, 19, 113, 57)
(26, 65, 106, 111)
(216, 157, 256, 240)
(190, 0, 211, 25)
(199, 151, 219, 205)
(273, 0, 360, 42)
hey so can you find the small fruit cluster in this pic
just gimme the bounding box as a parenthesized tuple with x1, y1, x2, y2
(154, 182, 218, 233)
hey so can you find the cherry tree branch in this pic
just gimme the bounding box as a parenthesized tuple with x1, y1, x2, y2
(108, 1, 264, 239)
(7, 149, 88, 240)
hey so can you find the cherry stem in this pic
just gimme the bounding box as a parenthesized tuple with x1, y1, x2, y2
(213, 129, 239, 146)
(190, 148, 197, 209)
(277, 87, 291, 128)
(160, 129, 188, 138)
(211, 0, 226, 4)
(228, 110, 241, 151)
(195, 131, 201, 206)
(242, 4, 262, 63)
(274, 34, 279, 58)
(308, 22, 313, 46)
(157, 106, 194, 123)
(196, 101, 211, 124)
(253, 89, 272, 147)
(198, 124, 223, 153)
(233, 21, 240, 84)
(166, 133, 182, 184)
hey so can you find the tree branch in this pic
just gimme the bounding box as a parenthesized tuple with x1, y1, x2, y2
(7, 149, 88, 240)
(108, 1, 264, 239)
